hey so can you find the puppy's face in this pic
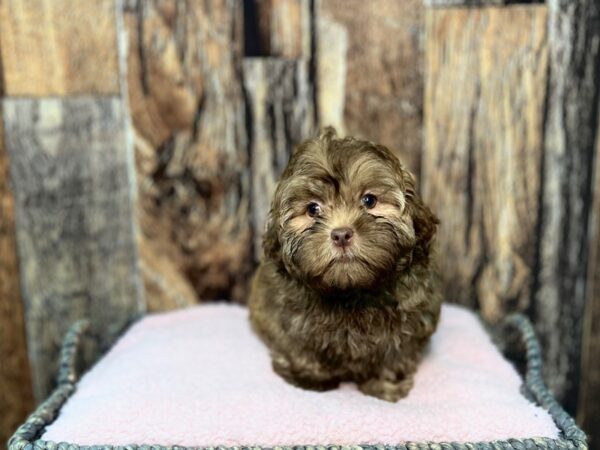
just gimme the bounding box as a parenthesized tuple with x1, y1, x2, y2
(264, 129, 437, 291)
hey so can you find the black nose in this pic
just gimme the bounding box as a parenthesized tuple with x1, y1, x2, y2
(331, 227, 354, 247)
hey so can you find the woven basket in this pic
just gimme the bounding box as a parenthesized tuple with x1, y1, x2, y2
(8, 313, 588, 450)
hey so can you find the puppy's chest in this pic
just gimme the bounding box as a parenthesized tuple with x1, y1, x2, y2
(287, 304, 407, 360)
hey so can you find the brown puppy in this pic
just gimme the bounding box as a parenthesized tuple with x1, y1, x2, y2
(248, 127, 441, 402)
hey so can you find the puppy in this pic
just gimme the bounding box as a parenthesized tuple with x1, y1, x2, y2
(248, 127, 441, 402)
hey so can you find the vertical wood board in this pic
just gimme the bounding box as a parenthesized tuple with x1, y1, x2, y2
(0, 104, 34, 449)
(317, 0, 424, 175)
(0, 0, 120, 96)
(3, 97, 145, 400)
(534, 0, 600, 409)
(578, 113, 600, 448)
(247, 0, 310, 58)
(423, 5, 548, 317)
(125, 0, 252, 304)
(243, 58, 315, 259)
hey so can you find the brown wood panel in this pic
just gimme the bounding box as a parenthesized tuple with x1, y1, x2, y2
(124, 0, 252, 304)
(425, 0, 504, 6)
(3, 97, 145, 400)
(247, 0, 309, 58)
(0, 0, 120, 96)
(316, 0, 424, 175)
(424, 1, 600, 413)
(534, 0, 600, 411)
(423, 5, 548, 316)
(0, 106, 34, 450)
(243, 58, 315, 259)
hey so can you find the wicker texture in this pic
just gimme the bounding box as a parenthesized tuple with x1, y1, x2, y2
(8, 314, 588, 450)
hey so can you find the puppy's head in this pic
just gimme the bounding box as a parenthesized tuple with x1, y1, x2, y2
(264, 127, 438, 291)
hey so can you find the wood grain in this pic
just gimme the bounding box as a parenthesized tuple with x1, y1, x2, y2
(0, 0, 120, 96)
(423, 5, 548, 316)
(578, 113, 600, 449)
(315, 5, 347, 134)
(424, 1, 600, 414)
(247, 0, 310, 58)
(425, 0, 504, 6)
(3, 97, 145, 400)
(0, 104, 34, 450)
(316, 0, 424, 174)
(125, 0, 252, 304)
(243, 58, 315, 259)
(534, 0, 600, 411)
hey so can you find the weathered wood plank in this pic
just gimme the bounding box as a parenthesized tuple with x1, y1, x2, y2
(0, 105, 34, 449)
(578, 115, 600, 448)
(425, 0, 545, 6)
(243, 58, 315, 259)
(3, 97, 145, 400)
(533, 0, 600, 411)
(423, 5, 548, 316)
(245, 0, 310, 58)
(316, 0, 424, 174)
(425, 0, 505, 6)
(315, 5, 347, 134)
(124, 0, 251, 304)
(0, 0, 120, 96)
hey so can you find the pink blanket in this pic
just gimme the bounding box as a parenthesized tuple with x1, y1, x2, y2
(42, 303, 558, 446)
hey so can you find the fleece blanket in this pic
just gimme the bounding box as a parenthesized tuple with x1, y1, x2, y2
(42, 303, 559, 447)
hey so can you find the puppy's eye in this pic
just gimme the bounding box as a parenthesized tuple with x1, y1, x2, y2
(361, 194, 377, 209)
(306, 202, 322, 217)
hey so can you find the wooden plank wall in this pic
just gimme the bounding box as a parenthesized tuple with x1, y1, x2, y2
(0, 1, 120, 96)
(124, 0, 252, 307)
(535, 0, 600, 415)
(424, 1, 600, 444)
(243, 58, 315, 259)
(127, 0, 424, 309)
(579, 115, 600, 448)
(0, 3, 424, 436)
(2, 0, 600, 446)
(0, 0, 145, 409)
(423, 5, 548, 316)
(316, 0, 424, 174)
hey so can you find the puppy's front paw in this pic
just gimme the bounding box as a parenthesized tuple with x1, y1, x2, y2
(272, 352, 339, 391)
(359, 375, 414, 402)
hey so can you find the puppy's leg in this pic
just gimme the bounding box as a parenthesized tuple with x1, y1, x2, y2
(272, 351, 340, 391)
(358, 365, 416, 402)
(359, 374, 414, 402)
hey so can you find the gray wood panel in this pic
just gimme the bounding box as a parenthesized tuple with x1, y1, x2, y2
(0, 102, 34, 448)
(424, 0, 509, 6)
(3, 97, 145, 400)
(534, 0, 600, 412)
(578, 114, 600, 448)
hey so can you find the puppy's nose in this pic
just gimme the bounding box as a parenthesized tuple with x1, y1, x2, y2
(331, 227, 354, 247)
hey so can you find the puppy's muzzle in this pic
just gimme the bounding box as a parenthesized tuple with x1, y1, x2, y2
(331, 227, 354, 248)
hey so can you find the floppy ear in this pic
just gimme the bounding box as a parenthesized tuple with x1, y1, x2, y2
(401, 166, 439, 261)
(262, 209, 282, 263)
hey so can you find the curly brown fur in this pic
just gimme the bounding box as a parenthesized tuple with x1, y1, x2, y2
(249, 127, 441, 402)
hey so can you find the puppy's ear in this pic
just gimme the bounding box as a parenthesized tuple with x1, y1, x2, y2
(401, 166, 439, 259)
(262, 209, 282, 263)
